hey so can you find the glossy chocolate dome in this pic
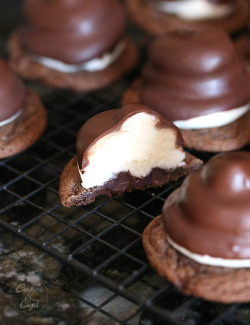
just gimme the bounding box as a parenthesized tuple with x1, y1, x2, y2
(163, 151, 250, 259)
(141, 27, 250, 120)
(20, 0, 126, 64)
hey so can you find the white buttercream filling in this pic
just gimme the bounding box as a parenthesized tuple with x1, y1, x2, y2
(167, 235, 250, 268)
(79, 112, 185, 189)
(0, 108, 23, 127)
(152, 0, 233, 20)
(30, 41, 126, 73)
(174, 103, 250, 130)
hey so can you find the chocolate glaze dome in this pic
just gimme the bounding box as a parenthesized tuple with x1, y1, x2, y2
(0, 59, 25, 123)
(163, 151, 250, 260)
(19, 0, 126, 64)
(141, 27, 250, 121)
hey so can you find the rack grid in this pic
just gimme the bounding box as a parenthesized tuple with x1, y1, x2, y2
(1, 3, 250, 324)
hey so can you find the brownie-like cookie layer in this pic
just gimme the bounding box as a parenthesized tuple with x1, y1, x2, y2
(60, 153, 202, 206)
(142, 215, 250, 303)
(0, 90, 47, 159)
(181, 110, 250, 152)
(8, 33, 138, 92)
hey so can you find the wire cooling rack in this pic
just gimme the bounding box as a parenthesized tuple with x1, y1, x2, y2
(1, 2, 250, 324)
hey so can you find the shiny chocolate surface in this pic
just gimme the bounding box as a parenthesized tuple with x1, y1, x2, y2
(163, 151, 250, 259)
(20, 0, 126, 64)
(141, 27, 250, 120)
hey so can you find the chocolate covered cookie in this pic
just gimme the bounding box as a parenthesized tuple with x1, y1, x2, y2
(143, 151, 250, 303)
(0, 59, 46, 159)
(8, 0, 138, 92)
(123, 27, 250, 152)
(126, 0, 249, 36)
(59, 104, 202, 206)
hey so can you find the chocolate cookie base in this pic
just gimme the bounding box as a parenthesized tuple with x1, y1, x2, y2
(122, 79, 250, 152)
(59, 154, 202, 207)
(126, 0, 249, 36)
(8, 32, 138, 92)
(0, 90, 47, 159)
(142, 215, 250, 303)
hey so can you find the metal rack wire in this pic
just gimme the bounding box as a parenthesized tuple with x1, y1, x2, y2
(1, 4, 250, 324)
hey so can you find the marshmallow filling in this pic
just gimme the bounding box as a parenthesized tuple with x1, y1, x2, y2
(167, 235, 250, 268)
(174, 104, 250, 130)
(0, 108, 23, 127)
(30, 41, 126, 73)
(79, 113, 185, 189)
(152, 0, 233, 20)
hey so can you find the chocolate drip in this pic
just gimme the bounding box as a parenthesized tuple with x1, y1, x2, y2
(20, 0, 126, 64)
(163, 151, 250, 259)
(76, 104, 183, 169)
(0, 59, 25, 123)
(141, 27, 250, 120)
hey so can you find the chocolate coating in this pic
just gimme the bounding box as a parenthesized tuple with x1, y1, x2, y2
(20, 0, 126, 64)
(76, 104, 183, 170)
(0, 59, 25, 123)
(163, 151, 250, 259)
(141, 27, 250, 120)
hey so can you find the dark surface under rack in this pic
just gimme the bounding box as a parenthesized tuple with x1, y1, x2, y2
(1, 1, 250, 324)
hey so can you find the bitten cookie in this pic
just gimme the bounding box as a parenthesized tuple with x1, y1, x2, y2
(8, 0, 138, 92)
(0, 59, 46, 159)
(59, 104, 202, 206)
(122, 27, 250, 152)
(126, 0, 249, 36)
(143, 151, 250, 303)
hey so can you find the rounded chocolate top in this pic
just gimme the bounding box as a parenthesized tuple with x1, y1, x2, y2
(0, 59, 25, 123)
(76, 104, 183, 169)
(163, 151, 250, 259)
(20, 0, 126, 64)
(141, 27, 250, 120)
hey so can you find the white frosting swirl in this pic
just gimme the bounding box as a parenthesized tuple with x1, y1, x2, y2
(30, 41, 125, 73)
(0, 109, 23, 127)
(174, 103, 250, 129)
(153, 0, 233, 20)
(167, 235, 250, 268)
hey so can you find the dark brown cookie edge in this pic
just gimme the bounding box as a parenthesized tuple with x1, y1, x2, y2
(0, 90, 47, 159)
(142, 215, 250, 303)
(8, 32, 138, 92)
